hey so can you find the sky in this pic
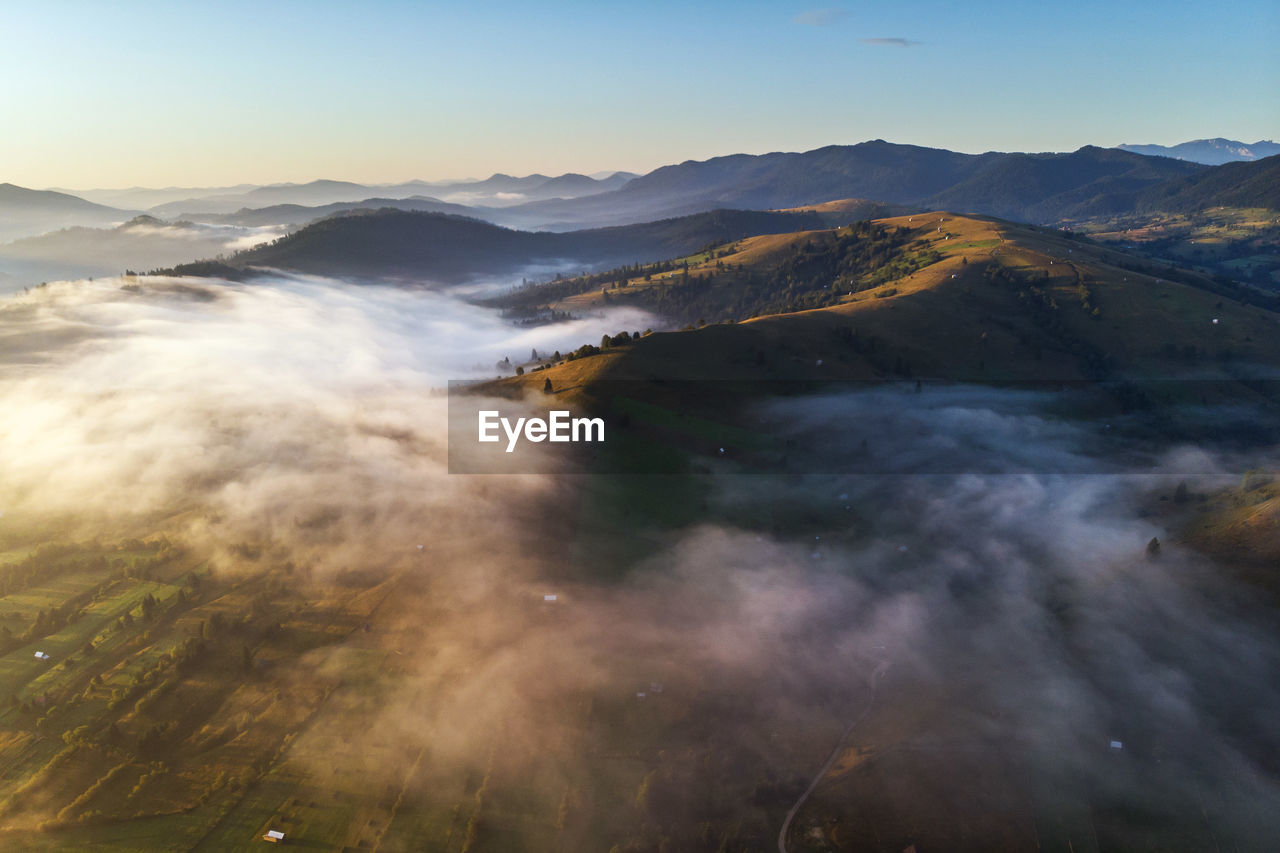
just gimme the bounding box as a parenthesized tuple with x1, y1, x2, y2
(2, 0, 1277, 188)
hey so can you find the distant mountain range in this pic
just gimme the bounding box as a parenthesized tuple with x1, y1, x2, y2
(182, 196, 481, 227)
(141, 172, 637, 218)
(156, 151, 1278, 286)
(0, 183, 137, 242)
(52, 183, 260, 210)
(1118, 138, 1280, 165)
(427, 171, 635, 204)
(494, 142, 1207, 228)
(4, 141, 1278, 288)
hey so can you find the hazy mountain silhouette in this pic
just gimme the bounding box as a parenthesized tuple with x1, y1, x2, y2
(181, 197, 482, 227)
(0, 215, 277, 288)
(1118, 138, 1280, 165)
(149, 172, 633, 218)
(0, 183, 135, 241)
(494, 142, 1206, 229)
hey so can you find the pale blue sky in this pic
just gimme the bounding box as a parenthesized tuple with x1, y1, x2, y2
(3, 0, 1276, 187)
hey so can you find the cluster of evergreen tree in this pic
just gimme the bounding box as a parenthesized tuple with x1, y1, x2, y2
(982, 261, 1116, 378)
(606, 221, 917, 323)
(0, 543, 97, 596)
(492, 246, 731, 311)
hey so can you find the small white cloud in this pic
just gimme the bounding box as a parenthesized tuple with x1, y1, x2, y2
(794, 8, 846, 26)
(861, 37, 920, 47)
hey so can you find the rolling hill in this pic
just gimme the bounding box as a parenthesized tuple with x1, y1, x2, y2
(495, 211, 1280, 397)
(1132, 154, 1280, 213)
(156, 207, 845, 283)
(926, 146, 1206, 221)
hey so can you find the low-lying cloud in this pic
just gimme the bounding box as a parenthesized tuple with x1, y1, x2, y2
(0, 221, 286, 295)
(0, 274, 653, 544)
(1, 274, 1277, 848)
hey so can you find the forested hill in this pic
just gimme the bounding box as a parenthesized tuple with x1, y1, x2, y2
(493, 141, 1207, 228)
(1132, 154, 1280, 213)
(154, 207, 843, 283)
(495, 212, 1280, 398)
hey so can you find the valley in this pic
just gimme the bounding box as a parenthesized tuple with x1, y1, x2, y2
(2, 121, 1278, 852)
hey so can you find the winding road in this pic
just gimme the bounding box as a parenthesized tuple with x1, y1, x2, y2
(777, 660, 888, 853)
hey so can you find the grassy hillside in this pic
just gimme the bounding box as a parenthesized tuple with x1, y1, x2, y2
(506, 211, 1280, 382)
(490, 212, 1280, 462)
(1136, 474, 1280, 598)
(0, 508, 858, 852)
(0, 529, 394, 849)
(1059, 160, 1280, 292)
(464, 213, 1280, 853)
(1081, 207, 1280, 289)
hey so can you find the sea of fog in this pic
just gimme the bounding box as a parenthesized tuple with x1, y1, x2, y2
(2, 272, 1279, 847)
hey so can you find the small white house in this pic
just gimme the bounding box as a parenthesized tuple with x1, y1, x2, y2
(33, 651, 50, 661)
(543, 594, 558, 602)
(263, 829, 285, 843)
(1110, 740, 1123, 750)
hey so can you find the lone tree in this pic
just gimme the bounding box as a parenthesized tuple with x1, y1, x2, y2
(1146, 537, 1161, 559)
(543, 377, 553, 394)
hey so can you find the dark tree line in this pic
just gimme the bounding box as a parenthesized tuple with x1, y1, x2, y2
(610, 221, 919, 323)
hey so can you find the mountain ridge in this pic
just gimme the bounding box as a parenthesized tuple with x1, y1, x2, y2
(1118, 138, 1280, 165)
